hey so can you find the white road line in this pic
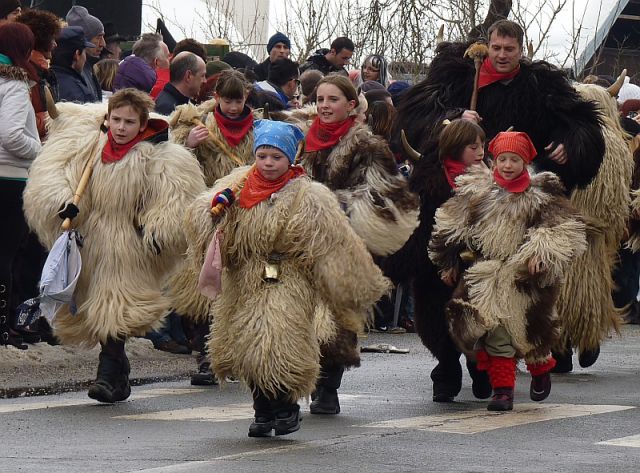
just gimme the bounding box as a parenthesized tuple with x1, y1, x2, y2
(0, 388, 206, 414)
(598, 434, 640, 448)
(114, 403, 254, 422)
(361, 403, 635, 434)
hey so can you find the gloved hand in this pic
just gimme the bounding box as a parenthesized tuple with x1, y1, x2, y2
(211, 188, 236, 208)
(58, 202, 79, 220)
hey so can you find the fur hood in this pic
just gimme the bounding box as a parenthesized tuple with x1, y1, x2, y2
(0, 64, 28, 83)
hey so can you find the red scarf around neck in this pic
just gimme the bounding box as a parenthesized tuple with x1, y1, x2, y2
(102, 119, 168, 164)
(305, 116, 356, 152)
(239, 165, 306, 209)
(214, 105, 254, 147)
(442, 157, 468, 189)
(493, 166, 530, 193)
(478, 57, 520, 89)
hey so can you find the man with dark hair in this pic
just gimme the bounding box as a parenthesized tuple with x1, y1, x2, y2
(253, 31, 291, 82)
(386, 18, 610, 403)
(255, 58, 299, 108)
(300, 36, 354, 76)
(0, 0, 21, 21)
(101, 22, 125, 60)
(155, 51, 206, 115)
(51, 26, 99, 104)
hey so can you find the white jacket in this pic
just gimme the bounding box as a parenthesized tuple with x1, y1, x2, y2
(0, 65, 41, 179)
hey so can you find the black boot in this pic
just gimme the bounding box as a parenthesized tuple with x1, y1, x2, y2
(487, 387, 514, 411)
(431, 359, 462, 402)
(274, 403, 301, 436)
(248, 388, 274, 437)
(466, 359, 492, 399)
(310, 365, 344, 415)
(578, 345, 600, 368)
(88, 337, 130, 403)
(191, 354, 218, 386)
(551, 348, 573, 373)
(0, 283, 27, 350)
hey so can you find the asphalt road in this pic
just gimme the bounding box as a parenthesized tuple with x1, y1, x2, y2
(2, 327, 640, 473)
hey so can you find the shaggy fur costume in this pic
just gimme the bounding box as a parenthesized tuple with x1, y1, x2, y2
(395, 41, 605, 193)
(554, 84, 633, 353)
(184, 167, 389, 401)
(429, 166, 587, 362)
(300, 122, 420, 257)
(23, 102, 206, 347)
(167, 100, 255, 322)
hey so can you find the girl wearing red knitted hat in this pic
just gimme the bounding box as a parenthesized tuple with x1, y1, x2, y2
(429, 131, 587, 411)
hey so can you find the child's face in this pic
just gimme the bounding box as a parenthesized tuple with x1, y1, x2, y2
(216, 93, 246, 119)
(460, 136, 485, 167)
(316, 83, 355, 124)
(255, 146, 290, 181)
(108, 105, 145, 144)
(495, 152, 525, 181)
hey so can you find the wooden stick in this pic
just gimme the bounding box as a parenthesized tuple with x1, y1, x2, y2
(193, 117, 245, 167)
(61, 125, 107, 230)
(470, 57, 482, 111)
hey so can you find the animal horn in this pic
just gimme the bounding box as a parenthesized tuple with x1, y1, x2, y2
(44, 86, 58, 119)
(436, 24, 444, 45)
(527, 40, 534, 60)
(263, 102, 271, 119)
(608, 69, 627, 97)
(401, 129, 421, 161)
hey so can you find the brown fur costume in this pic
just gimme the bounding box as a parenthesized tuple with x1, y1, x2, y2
(167, 99, 256, 322)
(429, 166, 587, 362)
(23, 102, 206, 347)
(555, 84, 633, 353)
(300, 122, 420, 257)
(184, 167, 389, 401)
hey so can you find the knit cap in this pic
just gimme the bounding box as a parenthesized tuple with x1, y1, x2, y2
(488, 131, 537, 164)
(267, 32, 291, 53)
(66, 5, 104, 40)
(0, 0, 19, 19)
(253, 119, 304, 164)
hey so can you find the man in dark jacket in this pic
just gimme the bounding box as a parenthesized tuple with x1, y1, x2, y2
(253, 32, 291, 82)
(255, 58, 300, 108)
(155, 52, 206, 115)
(299, 37, 354, 76)
(51, 26, 99, 104)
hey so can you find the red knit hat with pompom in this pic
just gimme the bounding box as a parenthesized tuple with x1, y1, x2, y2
(488, 131, 537, 164)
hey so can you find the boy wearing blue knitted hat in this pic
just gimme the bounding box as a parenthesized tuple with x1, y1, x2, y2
(186, 119, 388, 437)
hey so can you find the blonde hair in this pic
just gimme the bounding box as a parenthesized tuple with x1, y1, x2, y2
(94, 58, 119, 92)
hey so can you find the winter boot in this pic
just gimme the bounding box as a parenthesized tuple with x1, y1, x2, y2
(551, 340, 573, 373)
(191, 354, 217, 386)
(431, 352, 463, 402)
(0, 283, 27, 350)
(486, 355, 516, 411)
(467, 356, 492, 399)
(274, 403, 301, 436)
(310, 365, 344, 415)
(248, 388, 275, 437)
(578, 345, 600, 368)
(527, 357, 556, 402)
(88, 338, 130, 403)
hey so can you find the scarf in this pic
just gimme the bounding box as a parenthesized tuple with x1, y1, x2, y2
(442, 157, 468, 189)
(214, 105, 254, 147)
(305, 116, 356, 152)
(493, 166, 530, 193)
(478, 57, 520, 89)
(0, 53, 12, 65)
(239, 165, 306, 209)
(102, 119, 168, 163)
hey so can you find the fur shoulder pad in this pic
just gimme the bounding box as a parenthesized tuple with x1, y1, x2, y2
(529, 170, 566, 196)
(0, 64, 28, 83)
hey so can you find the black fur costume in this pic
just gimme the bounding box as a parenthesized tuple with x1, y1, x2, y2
(386, 40, 606, 398)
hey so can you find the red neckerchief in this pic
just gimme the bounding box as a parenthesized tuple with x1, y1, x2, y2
(102, 119, 169, 164)
(214, 105, 254, 147)
(442, 157, 468, 189)
(239, 165, 306, 209)
(493, 166, 530, 193)
(478, 57, 520, 89)
(305, 116, 356, 152)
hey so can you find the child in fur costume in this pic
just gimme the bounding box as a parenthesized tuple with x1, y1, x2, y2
(300, 74, 419, 415)
(185, 120, 388, 437)
(23, 89, 206, 404)
(429, 131, 587, 411)
(167, 69, 256, 385)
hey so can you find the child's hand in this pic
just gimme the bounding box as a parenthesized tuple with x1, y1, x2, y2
(440, 267, 458, 286)
(528, 256, 546, 275)
(186, 125, 209, 148)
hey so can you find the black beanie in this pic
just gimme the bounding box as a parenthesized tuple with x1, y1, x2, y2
(0, 0, 20, 19)
(267, 32, 291, 53)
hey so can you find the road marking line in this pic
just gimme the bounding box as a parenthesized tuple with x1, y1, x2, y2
(361, 403, 635, 434)
(0, 388, 206, 414)
(114, 403, 254, 422)
(597, 434, 640, 448)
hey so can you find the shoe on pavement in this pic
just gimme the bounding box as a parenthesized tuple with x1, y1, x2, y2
(578, 346, 600, 368)
(248, 416, 274, 437)
(155, 339, 191, 355)
(310, 387, 340, 414)
(274, 407, 301, 436)
(487, 387, 514, 411)
(530, 372, 551, 402)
